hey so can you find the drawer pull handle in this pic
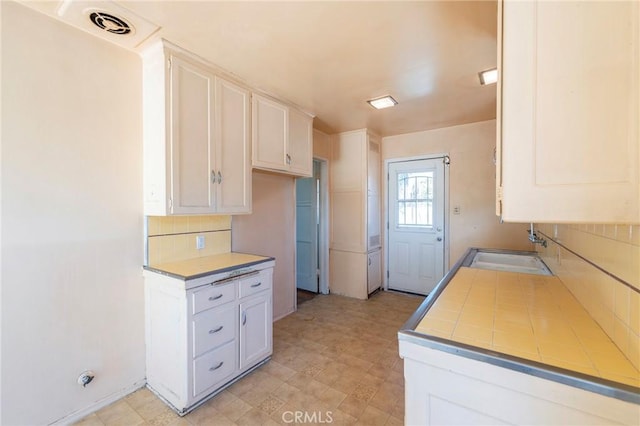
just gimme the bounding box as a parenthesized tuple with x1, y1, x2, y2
(208, 294, 223, 301)
(209, 361, 224, 371)
(209, 326, 223, 334)
(250, 282, 262, 288)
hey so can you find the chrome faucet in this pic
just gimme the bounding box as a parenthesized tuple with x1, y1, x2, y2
(528, 223, 547, 248)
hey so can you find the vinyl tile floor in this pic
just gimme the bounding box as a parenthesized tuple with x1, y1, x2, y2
(74, 291, 424, 426)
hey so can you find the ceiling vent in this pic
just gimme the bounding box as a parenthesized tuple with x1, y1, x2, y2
(55, 0, 160, 49)
(88, 10, 133, 35)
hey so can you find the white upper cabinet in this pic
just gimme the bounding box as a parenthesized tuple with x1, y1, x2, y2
(252, 93, 313, 177)
(498, 0, 639, 223)
(143, 41, 251, 215)
(330, 129, 381, 253)
(367, 137, 381, 250)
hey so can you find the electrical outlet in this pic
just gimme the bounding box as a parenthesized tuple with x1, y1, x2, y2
(196, 235, 205, 250)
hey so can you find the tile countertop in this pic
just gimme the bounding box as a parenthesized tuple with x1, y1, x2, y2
(399, 248, 640, 404)
(416, 267, 639, 387)
(143, 252, 274, 280)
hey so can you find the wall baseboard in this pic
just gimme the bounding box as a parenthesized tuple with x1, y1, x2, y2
(50, 379, 146, 425)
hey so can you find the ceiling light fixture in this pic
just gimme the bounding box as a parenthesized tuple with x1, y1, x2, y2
(367, 95, 398, 110)
(478, 68, 498, 85)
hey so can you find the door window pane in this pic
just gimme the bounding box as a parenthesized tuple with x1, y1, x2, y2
(397, 171, 434, 227)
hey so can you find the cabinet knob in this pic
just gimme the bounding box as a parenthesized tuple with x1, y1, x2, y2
(209, 294, 223, 301)
(209, 361, 224, 371)
(286, 154, 291, 165)
(437, 237, 443, 242)
(209, 325, 223, 334)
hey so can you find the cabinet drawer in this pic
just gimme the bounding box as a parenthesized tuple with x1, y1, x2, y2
(192, 302, 236, 357)
(193, 340, 236, 397)
(192, 282, 235, 314)
(238, 270, 271, 299)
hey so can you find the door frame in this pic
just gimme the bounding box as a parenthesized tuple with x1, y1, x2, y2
(383, 154, 450, 291)
(316, 157, 329, 295)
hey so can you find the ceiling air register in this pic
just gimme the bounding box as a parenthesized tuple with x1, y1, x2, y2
(88, 10, 134, 35)
(54, 1, 158, 49)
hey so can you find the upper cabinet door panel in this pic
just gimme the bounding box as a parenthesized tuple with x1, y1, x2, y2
(287, 107, 313, 177)
(252, 94, 287, 170)
(535, 1, 637, 186)
(170, 56, 216, 214)
(500, 0, 639, 223)
(215, 77, 251, 214)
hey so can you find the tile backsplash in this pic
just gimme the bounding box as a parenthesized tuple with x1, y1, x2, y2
(536, 224, 640, 370)
(146, 215, 232, 265)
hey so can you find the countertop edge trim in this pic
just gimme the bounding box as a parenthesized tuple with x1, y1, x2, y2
(143, 257, 275, 281)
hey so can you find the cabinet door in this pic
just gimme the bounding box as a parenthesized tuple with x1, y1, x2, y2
(239, 292, 272, 370)
(330, 131, 367, 252)
(215, 77, 251, 213)
(288, 107, 313, 177)
(367, 137, 381, 250)
(367, 249, 382, 295)
(252, 94, 287, 171)
(499, 0, 639, 223)
(169, 55, 216, 214)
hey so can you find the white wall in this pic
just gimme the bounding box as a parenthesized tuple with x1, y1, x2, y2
(383, 120, 533, 266)
(1, 3, 145, 424)
(232, 171, 296, 320)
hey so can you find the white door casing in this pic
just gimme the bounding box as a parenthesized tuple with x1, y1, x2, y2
(387, 157, 446, 295)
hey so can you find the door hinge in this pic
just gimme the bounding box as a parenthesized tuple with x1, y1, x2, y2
(167, 58, 172, 70)
(496, 186, 503, 201)
(386, 270, 389, 279)
(168, 198, 173, 209)
(443, 155, 450, 165)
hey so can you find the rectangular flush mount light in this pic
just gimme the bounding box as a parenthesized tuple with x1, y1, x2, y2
(478, 68, 498, 85)
(367, 95, 398, 109)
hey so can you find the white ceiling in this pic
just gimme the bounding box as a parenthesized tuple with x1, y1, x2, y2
(22, 0, 498, 137)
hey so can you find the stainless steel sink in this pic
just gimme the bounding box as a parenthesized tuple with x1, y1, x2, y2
(468, 250, 552, 275)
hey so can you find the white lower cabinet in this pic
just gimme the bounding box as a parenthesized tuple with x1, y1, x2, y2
(144, 260, 274, 414)
(400, 340, 639, 426)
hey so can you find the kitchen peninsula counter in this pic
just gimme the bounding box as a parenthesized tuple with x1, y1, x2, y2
(144, 252, 274, 280)
(399, 248, 639, 425)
